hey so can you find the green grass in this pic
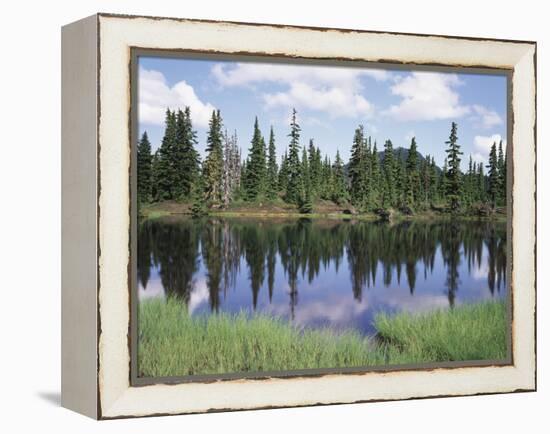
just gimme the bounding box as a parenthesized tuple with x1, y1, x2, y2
(138, 298, 507, 378)
(375, 301, 508, 362)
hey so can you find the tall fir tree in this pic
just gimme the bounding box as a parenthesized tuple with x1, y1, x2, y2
(203, 110, 224, 205)
(428, 156, 438, 205)
(222, 129, 241, 205)
(299, 147, 313, 213)
(370, 142, 381, 207)
(137, 131, 152, 204)
(349, 125, 367, 206)
(382, 139, 397, 207)
(405, 137, 420, 207)
(178, 107, 201, 199)
(444, 122, 463, 212)
(156, 109, 178, 200)
(266, 126, 278, 200)
(497, 140, 506, 205)
(477, 162, 486, 203)
(486, 141, 499, 207)
(285, 108, 302, 204)
(332, 150, 347, 204)
(278, 150, 289, 193)
(244, 117, 267, 200)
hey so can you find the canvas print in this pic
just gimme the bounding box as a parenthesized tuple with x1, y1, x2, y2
(135, 56, 508, 379)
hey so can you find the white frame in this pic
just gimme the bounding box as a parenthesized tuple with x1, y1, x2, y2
(61, 13, 536, 419)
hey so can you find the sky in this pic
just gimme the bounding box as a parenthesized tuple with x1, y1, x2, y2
(138, 56, 507, 170)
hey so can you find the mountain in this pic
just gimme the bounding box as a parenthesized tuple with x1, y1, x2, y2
(376, 146, 441, 172)
(343, 147, 441, 174)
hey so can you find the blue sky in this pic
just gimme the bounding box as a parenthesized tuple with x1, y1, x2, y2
(138, 56, 507, 169)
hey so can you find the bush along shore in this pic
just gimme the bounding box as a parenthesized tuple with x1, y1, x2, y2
(138, 297, 507, 378)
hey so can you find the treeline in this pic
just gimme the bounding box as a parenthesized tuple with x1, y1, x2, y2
(137, 107, 507, 214)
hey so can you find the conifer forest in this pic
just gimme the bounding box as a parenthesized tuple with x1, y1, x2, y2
(137, 107, 507, 217)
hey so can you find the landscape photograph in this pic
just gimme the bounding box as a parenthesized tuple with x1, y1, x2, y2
(135, 56, 509, 378)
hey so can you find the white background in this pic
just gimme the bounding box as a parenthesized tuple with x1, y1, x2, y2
(0, 1, 546, 432)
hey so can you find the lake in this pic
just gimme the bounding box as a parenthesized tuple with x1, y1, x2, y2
(137, 216, 507, 335)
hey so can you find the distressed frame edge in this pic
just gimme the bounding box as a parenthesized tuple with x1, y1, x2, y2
(61, 13, 100, 419)
(94, 14, 536, 419)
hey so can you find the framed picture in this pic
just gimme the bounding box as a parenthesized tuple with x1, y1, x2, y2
(61, 13, 536, 419)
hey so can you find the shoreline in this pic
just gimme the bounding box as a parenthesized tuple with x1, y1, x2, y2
(139, 201, 507, 223)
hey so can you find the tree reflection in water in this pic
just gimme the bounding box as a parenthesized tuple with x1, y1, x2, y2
(138, 216, 507, 324)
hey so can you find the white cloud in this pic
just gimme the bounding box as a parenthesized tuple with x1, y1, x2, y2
(212, 62, 388, 119)
(471, 104, 503, 129)
(139, 68, 215, 127)
(471, 134, 506, 164)
(384, 72, 471, 121)
(263, 82, 374, 118)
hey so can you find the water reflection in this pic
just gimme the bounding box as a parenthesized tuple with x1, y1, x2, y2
(138, 217, 507, 334)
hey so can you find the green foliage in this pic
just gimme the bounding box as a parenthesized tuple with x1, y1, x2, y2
(285, 108, 302, 204)
(244, 117, 267, 200)
(137, 131, 152, 204)
(138, 297, 507, 377)
(375, 300, 507, 361)
(382, 139, 397, 207)
(203, 110, 224, 205)
(405, 137, 420, 207)
(486, 141, 499, 207)
(174, 107, 200, 199)
(144, 110, 505, 216)
(444, 122, 463, 212)
(331, 150, 348, 204)
(266, 127, 279, 200)
(154, 109, 178, 200)
(497, 140, 506, 204)
(190, 175, 208, 218)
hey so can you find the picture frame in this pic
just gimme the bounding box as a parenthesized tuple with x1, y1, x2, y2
(61, 13, 536, 419)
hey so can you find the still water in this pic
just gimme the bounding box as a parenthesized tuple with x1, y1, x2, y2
(137, 217, 507, 335)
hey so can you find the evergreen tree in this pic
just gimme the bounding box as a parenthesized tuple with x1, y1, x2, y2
(332, 150, 347, 204)
(178, 107, 200, 199)
(244, 117, 267, 200)
(497, 140, 506, 204)
(150, 150, 161, 201)
(439, 159, 447, 203)
(405, 137, 420, 207)
(278, 150, 289, 193)
(156, 109, 178, 200)
(370, 142, 381, 207)
(428, 156, 438, 205)
(285, 108, 302, 204)
(266, 126, 278, 200)
(349, 125, 367, 206)
(203, 110, 224, 205)
(487, 141, 499, 207)
(477, 162, 486, 203)
(444, 122, 463, 212)
(320, 155, 332, 200)
(382, 139, 397, 207)
(137, 131, 152, 203)
(222, 129, 241, 205)
(191, 172, 207, 217)
(307, 139, 321, 199)
(299, 147, 313, 213)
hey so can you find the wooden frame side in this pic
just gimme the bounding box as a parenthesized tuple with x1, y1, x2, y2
(61, 14, 99, 419)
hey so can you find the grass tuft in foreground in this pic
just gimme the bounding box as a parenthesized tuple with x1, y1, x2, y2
(374, 301, 508, 363)
(138, 297, 507, 378)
